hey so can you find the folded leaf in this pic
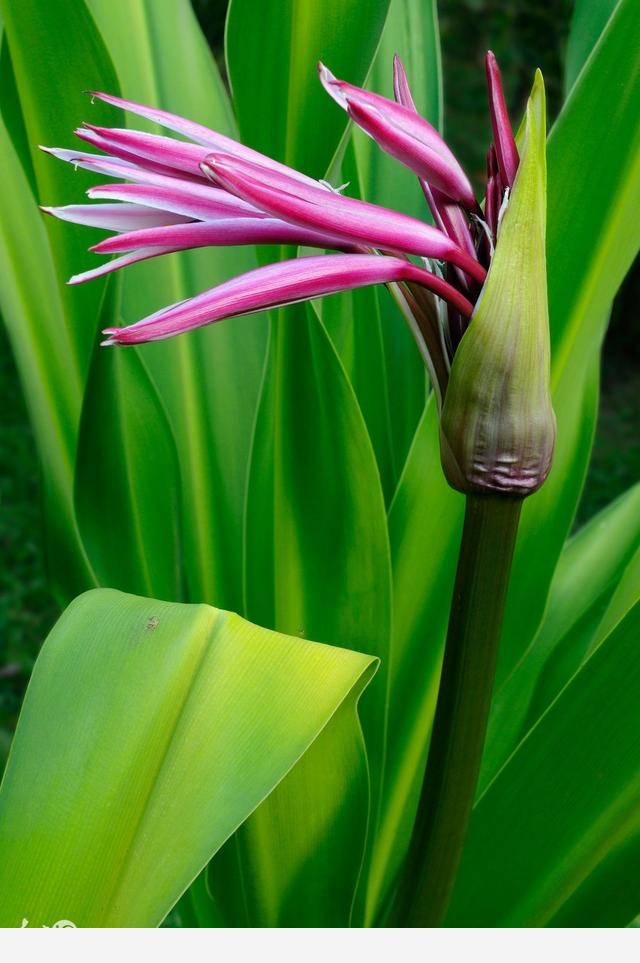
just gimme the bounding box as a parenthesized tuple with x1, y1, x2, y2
(0, 589, 377, 927)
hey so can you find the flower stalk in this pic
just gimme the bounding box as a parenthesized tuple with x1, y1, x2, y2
(392, 494, 522, 927)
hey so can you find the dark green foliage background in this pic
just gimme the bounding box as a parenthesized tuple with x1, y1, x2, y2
(1, 0, 638, 755)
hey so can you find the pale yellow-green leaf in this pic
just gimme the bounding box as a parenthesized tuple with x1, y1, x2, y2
(0, 589, 376, 928)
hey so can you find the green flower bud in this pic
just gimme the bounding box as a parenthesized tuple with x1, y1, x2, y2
(440, 71, 555, 497)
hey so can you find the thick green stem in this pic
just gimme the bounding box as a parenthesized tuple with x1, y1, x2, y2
(394, 493, 523, 927)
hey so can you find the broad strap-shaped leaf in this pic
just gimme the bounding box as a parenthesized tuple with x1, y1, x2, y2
(367, 400, 461, 922)
(447, 598, 640, 927)
(481, 482, 640, 792)
(75, 327, 184, 601)
(0, 589, 376, 928)
(0, 0, 119, 383)
(564, 0, 620, 94)
(87, 0, 268, 611)
(225, 0, 391, 177)
(591, 540, 640, 648)
(205, 691, 371, 926)
(221, 3, 393, 927)
(0, 78, 94, 602)
(232, 308, 392, 927)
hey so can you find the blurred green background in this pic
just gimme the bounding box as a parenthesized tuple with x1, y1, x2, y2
(1, 0, 638, 754)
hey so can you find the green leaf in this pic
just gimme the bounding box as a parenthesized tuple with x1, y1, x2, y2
(207, 691, 371, 926)
(591, 540, 640, 647)
(0, 41, 36, 194)
(0, 2, 118, 601)
(564, 0, 620, 94)
(447, 599, 640, 927)
(0, 82, 94, 602)
(481, 482, 640, 792)
(0, 0, 119, 383)
(75, 332, 184, 600)
(219, 2, 393, 926)
(231, 309, 392, 926)
(87, 0, 268, 610)
(225, 0, 391, 174)
(368, 400, 461, 921)
(0, 589, 376, 928)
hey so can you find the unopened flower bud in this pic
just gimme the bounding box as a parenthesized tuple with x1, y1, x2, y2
(440, 71, 555, 497)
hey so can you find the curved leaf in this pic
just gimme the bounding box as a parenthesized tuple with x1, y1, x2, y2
(0, 0, 119, 383)
(207, 694, 370, 926)
(591, 541, 640, 646)
(0, 77, 94, 602)
(564, 0, 620, 94)
(0, 589, 376, 928)
(75, 335, 183, 600)
(230, 308, 392, 927)
(481, 482, 640, 792)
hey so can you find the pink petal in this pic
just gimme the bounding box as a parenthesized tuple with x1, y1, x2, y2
(87, 181, 267, 222)
(102, 253, 474, 344)
(91, 218, 356, 254)
(319, 62, 476, 208)
(485, 52, 519, 188)
(68, 247, 183, 285)
(75, 124, 209, 179)
(88, 92, 319, 188)
(202, 154, 486, 284)
(40, 146, 139, 173)
(41, 147, 266, 217)
(392, 54, 414, 109)
(392, 56, 477, 261)
(42, 202, 191, 231)
(485, 145, 500, 240)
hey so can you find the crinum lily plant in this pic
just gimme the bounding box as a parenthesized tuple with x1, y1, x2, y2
(1, 0, 639, 930)
(4, 0, 608, 922)
(40, 52, 554, 925)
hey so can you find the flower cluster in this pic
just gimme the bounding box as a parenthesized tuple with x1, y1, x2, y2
(44, 52, 554, 495)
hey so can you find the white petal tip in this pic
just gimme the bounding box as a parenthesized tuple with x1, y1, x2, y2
(100, 337, 117, 346)
(199, 158, 222, 183)
(317, 61, 335, 82)
(317, 63, 347, 108)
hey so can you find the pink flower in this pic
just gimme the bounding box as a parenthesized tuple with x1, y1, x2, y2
(43, 53, 519, 405)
